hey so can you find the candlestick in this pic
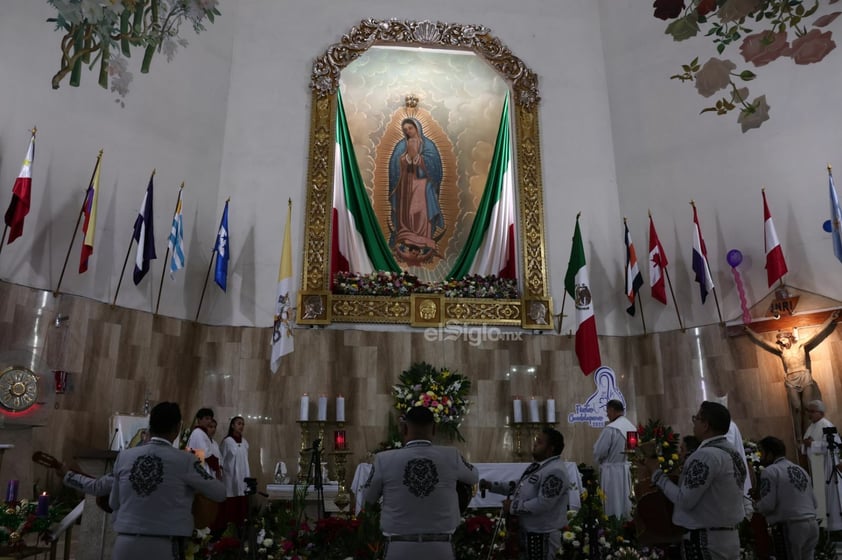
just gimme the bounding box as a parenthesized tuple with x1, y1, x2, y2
(299, 393, 310, 422)
(626, 431, 639, 451)
(512, 397, 523, 424)
(546, 399, 556, 423)
(36, 492, 49, 517)
(334, 429, 347, 451)
(317, 395, 328, 422)
(5, 480, 18, 503)
(528, 397, 540, 423)
(336, 395, 345, 423)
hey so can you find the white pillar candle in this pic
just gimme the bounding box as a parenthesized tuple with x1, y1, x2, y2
(512, 397, 523, 424)
(529, 397, 540, 423)
(299, 393, 310, 421)
(317, 395, 328, 422)
(336, 395, 346, 423)
(546, 399, 556, 424)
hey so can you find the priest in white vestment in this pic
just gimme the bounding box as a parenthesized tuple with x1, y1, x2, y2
(803, 399, 839, 528)
(593, 399, 636, 520)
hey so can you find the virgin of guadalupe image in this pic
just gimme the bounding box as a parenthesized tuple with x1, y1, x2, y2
(388, 117, 444, 266)
(584, 367, 625, 417)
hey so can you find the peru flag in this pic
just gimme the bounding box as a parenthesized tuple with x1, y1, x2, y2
(3, 131, 35, 244)
(763, 189, 787, 287)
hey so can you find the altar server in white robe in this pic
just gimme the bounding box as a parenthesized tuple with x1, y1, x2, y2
(803, 399, 836, 526)
(593, 399, 636, 520)
(187, 407, 220, 478)
(219, 416, 251, 529)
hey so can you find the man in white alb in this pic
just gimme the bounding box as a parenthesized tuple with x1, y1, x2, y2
(593, 399, 636, 520)
(803, 399, 842, 530)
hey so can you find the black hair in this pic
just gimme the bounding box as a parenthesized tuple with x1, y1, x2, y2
(226, 416, 244, 439)
(404, 406, 435, 426)
(758, 436, 786, 459)
(606, 399, 625, 413)
(195, 407, 214, 420)
(150, 402, 182, 435)
(542, 427, 565, 455)
(698, 401, 731, 435)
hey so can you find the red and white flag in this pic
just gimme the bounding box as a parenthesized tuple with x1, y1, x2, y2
(3, 131, 35, 244)
(648, 214, 668, 305)
(763, 189, 788, 287)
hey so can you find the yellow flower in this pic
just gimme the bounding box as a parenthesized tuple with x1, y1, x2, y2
(671, 453, 679, 460)
(663, 441, 670, 448)
(596, 487, 606, 499)
(658, 456, 665, 463)
(580, 490, 588, 501)
(563, 531, 576, 542)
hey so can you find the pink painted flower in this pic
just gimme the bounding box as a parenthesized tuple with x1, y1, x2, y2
(814, 11, 841, 27)
(694, 57, 736, 97)
(789, 29, 837, 64)
(740, 30, 790, 67)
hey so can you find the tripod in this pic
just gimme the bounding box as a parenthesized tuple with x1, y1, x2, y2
(294, 439, 326, 525)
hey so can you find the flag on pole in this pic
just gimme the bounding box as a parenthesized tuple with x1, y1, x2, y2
(213, 200, 229, 291)
(79, 155, 103, 274)
(828, 167, 842, 263)
(648, 215, 668, 305)
(168, 188, 185, 277)
(271, 201, 295, 373)
(4, 131, 35, 244)
(691, 204, 714, 304)
(132, 174, 157, 285)
(624, 221, 643, 316)
(762, 189, 787, 287)
(564, 215, 601, 375)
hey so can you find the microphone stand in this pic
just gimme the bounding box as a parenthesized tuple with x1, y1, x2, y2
(485, 481, 516, 560)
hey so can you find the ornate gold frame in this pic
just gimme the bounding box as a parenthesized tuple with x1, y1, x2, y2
(298, 18, 550, 329)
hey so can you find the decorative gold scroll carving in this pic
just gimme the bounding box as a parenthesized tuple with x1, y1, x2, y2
(299, 19, 549, 328)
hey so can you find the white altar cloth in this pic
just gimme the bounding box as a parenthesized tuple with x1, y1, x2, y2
(266, 483, 341, 513)
(350, 461, 582, 514)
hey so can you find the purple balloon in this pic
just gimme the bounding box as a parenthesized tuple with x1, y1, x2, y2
(824, 219, 833, 233)
(727, 249, 743, 268)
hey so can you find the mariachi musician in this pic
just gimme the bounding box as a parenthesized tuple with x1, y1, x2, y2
(480, 427, 571, 560)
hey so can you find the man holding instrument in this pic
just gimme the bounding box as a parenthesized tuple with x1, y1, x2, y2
(363, 406, 478, 560)
(109, 402, 225, 559)
(479, 427, 571, 560)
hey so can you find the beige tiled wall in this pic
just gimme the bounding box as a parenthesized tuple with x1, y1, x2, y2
(1, 281, 839, 496)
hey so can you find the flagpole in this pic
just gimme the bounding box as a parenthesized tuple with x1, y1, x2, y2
(195, 197, 229, 322)
(0, 127, 37, 258)
(194, 248, 216, 323)
(155, 182, 184, 316)
(637, 291, 647, 335)
(113, 169, 155, 307)
(54, 150, 103, 297)
(663, 267, 685, 332)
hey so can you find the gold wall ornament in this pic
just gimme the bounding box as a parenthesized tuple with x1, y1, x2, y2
(300, 18, 549, 328)
(411, 294, 444, 327)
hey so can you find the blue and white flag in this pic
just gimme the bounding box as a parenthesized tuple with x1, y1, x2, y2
(132, 174, 157, 285)
(830, 168, 842, 263)
(213, 200, 229, 291)
(168, 188, 185, 277)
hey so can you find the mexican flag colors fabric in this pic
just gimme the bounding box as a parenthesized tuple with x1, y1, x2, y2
(564, 216, 601, 375)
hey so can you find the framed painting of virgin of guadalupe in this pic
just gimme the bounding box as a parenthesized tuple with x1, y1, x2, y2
(298, 19, 551, 329)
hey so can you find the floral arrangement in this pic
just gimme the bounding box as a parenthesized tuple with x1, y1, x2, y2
(654, 0, 839, 131)
(0, 498, 66, 547)
(392, 361, 471, 441)
(332, 271, 519, 299)
(451, 511, 506, 559)
(637, 418, 680, 474)
(47, 0, 221, 101)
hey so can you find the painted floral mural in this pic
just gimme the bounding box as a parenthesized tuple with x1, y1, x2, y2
(655, 0, 839, 131)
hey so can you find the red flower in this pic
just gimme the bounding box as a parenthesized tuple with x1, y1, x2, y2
(653, 0, 685, 20)
(465, 515, 494, 534)
(697, 0, 716, 16)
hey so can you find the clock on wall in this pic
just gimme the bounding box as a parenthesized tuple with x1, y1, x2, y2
(0, 366, 39, 412)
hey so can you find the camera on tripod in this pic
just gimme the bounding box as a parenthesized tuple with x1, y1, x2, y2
(823, 426, 838, 449)
(243, 477, 258, 496)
